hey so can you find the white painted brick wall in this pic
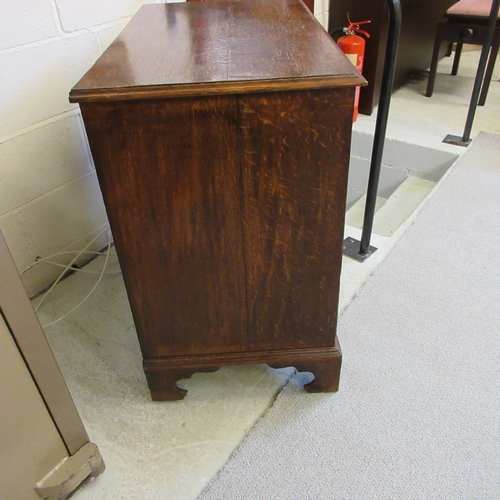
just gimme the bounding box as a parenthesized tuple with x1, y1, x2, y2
(0, 0, 60, 50)
(0, 2, 169, 295)
(314, 0, 330, 16)
(94, 19, 135, 52)
(0, 34, 102, 136)
(0, 174, 108, 296)
(0, 114, 92, 214)
(55, 0, 144, 32)
(4, 175, 107, 269)
(314, 0, 330, 30)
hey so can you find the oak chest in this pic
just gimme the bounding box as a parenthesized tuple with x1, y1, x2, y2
(70, 0, 364, 400)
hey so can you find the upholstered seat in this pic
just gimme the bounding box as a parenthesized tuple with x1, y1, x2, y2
(426, 0, 499, 105)
(447, 0, 496, 18)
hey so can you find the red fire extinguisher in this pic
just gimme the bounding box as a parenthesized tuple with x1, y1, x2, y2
(335, 15, 371, 122)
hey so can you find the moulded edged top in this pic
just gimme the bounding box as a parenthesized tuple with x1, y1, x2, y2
(70, 0, 365, 102)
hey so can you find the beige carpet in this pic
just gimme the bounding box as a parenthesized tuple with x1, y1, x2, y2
(198, 132, 500, 499)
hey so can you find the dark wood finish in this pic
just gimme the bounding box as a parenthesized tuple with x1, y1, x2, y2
(329, 0, 456, 115)
(240, 89, 352, 351)
(70, 0, 362, 103)
(80, 97, 247, 358)
(144, 364, 221, 401)
(188, 0, 315, 14)
(303, 0, 314, 13)
(71, 1, 362, 400)
(144, 343, 342, 400)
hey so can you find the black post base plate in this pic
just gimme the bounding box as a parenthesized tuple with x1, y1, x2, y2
(343, 237, 377, 263)
(443, 134, 472, 147)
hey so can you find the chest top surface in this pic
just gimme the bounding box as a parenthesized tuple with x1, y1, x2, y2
(70, 0, 364, 102)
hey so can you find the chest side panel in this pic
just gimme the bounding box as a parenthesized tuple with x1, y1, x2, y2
(240, 88, 354, 351)
(80, 97, 247, 357)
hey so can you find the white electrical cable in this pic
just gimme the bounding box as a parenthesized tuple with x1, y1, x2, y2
(28, 257, 121, 275)
(35, 226, 111, 314)
(22, 250, 112, 275)
(41, 228, 113, 328)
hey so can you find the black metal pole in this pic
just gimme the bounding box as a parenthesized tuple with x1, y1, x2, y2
(444, 0, 500, 147)
(462, 0, 499, 142)
(358, 0, 402, 255)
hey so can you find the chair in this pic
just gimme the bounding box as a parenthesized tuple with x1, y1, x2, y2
(426, 0, 500, 105)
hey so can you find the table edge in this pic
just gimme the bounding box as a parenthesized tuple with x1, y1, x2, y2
(69, 74, 367, 103)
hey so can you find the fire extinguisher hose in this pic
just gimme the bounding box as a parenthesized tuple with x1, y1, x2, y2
(329, 15, 371, 40)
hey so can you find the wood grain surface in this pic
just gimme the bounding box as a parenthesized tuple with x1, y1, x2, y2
(143, 344, 342, 400)
(80, 97, 247, 358)
(189, 0, 315, 13)
(240, 88, 353, 351)
(70, 0, 364, 102)
(74, 0, 359, 399)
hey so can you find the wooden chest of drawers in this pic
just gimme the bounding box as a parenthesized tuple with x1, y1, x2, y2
(70, 0, 364, 400)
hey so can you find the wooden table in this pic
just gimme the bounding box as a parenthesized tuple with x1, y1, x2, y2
(70, 0, 364, 401)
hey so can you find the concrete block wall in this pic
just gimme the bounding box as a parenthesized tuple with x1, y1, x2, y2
(0, 0, 329, 297)
(0, 0, 184, 296)
(314, 0, 330, 30)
